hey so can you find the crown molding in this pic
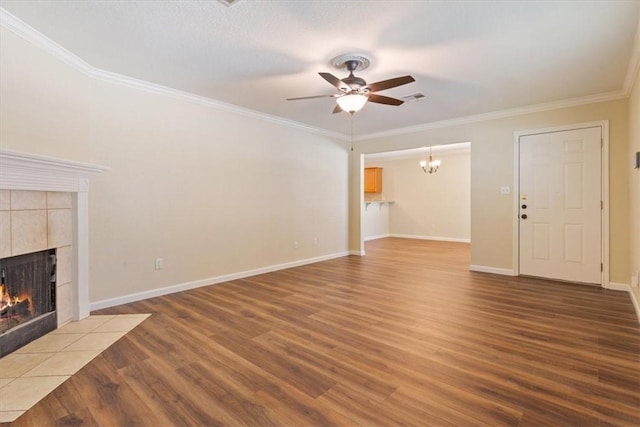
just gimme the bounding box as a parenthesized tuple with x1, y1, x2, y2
(89, 68, 347, 140)
(0, 8, 94, 74)
(623, 15, 640, 96)
(0, 7, 635, 144)
(0, 8, 346, 141)
(357, 90, 627, 141)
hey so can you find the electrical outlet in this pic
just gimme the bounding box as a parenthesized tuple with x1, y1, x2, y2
(313, 237, 318, 246)
(500, 186, 510, 194)
(294, 241, 299, 249)
(632, 272, 639, 288)
(154, 258, 163, 270)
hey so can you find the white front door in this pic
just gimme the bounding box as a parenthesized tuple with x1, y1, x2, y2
(519, 127, 602, 284)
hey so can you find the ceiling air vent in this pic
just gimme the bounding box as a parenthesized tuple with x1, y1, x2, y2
(402, 93, 427, 103)
(217, 0, 241, 6)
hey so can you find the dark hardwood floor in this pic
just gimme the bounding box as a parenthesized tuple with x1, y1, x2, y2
(8, 238, 640, 426)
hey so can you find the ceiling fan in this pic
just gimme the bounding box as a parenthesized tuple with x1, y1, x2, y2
(287, 54, 415, 114)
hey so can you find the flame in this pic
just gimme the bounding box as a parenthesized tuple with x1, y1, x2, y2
(0, 284, 31, 315)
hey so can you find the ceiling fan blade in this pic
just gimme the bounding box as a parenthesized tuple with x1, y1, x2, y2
(319, 72, 351, 91)
(366, 75, 415, 93)
(332, 104, 343, 114)
(286, 94, 337, 101)
(368, 94, 404, 106)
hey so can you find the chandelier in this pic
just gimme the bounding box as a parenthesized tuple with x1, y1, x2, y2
(419, 146, 441, 174)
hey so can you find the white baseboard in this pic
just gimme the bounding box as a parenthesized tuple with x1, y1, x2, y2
(390, 234, 471, 243)
(364, 234, 391, 241)
(606, 281, 630, 291)
(349, 250, 366, 256)
(90, 251, 350, 311)
(469, 265, 517, 276)
(607, 282, 640, 323)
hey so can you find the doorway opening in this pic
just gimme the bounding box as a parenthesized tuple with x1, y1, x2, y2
(361, 142, 471, 251)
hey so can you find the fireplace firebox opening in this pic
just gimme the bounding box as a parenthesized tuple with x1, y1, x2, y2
(0, 249, 57, 357)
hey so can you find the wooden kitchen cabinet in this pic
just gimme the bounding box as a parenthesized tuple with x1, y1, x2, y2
(364, 167, 382, 193)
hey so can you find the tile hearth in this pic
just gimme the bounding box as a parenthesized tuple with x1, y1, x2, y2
(0, 313, 150, 423)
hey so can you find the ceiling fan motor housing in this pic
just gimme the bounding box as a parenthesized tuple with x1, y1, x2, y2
(331, 54, 371, 91)
(342, 75, 367, 91)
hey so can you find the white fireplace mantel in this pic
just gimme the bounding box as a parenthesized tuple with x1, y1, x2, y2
(0, 148, 110, 320)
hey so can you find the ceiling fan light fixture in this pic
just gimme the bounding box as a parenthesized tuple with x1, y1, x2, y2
(336, 93, 368, 113)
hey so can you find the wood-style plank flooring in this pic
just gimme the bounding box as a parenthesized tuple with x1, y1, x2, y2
(7, 238, 640, 426)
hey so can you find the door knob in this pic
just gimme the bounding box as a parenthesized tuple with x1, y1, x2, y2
(521, 214, 527, 219)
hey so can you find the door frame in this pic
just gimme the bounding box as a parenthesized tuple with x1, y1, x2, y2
(512, 121, 609, 288)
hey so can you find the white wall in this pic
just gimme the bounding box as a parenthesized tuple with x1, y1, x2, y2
(367, 151, 470, 241)
(362, 202, 390, 240)
(0, 26, 349, 306)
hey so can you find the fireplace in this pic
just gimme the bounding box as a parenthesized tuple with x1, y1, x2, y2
(0, 149, 109, 357)
(0, 249, 57, 357)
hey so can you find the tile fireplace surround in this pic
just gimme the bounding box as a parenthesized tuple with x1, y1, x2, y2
(0, 149, 109, 329)
(1, 190, 74, 327)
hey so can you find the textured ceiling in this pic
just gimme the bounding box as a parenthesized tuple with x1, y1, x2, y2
(1, 0, 639, 138)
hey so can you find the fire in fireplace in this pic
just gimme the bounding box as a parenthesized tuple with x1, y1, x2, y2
(1, 270, 33, 333)
(0, 249, 57, 357)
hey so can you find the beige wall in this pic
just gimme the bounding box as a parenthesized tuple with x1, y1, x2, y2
(629, 73, 640, 300)
(352, 100, 630, 283)
(365, 151, 470, 241)
(1, 27, 349, 304)
(0, 28, 92, 161)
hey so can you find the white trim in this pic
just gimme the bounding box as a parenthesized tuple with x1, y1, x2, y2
(389, 234, 471, 243)
(607, 282, 640, 323)
(512, 131, 521, 277)
(469, 265, 517, 276)
(623, 15, 640, 96)
(358, 92, 626, 141)
(601, 122, 610, 288)
(357, 153, 365, 254)
(630, 289, 640, 323)
(607, 281, 631, 291)
(89, 68, 346, 140)
(349, 250, 366, 256)
(0, 8, 345, 142)
(0, 149, 110, 192)
(364, 234, 391, 241)
(73, 192, 90, 320)
(90, 251, 350, 311)
(0, 8, 94, 75)
(512, 121, 610, 287)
